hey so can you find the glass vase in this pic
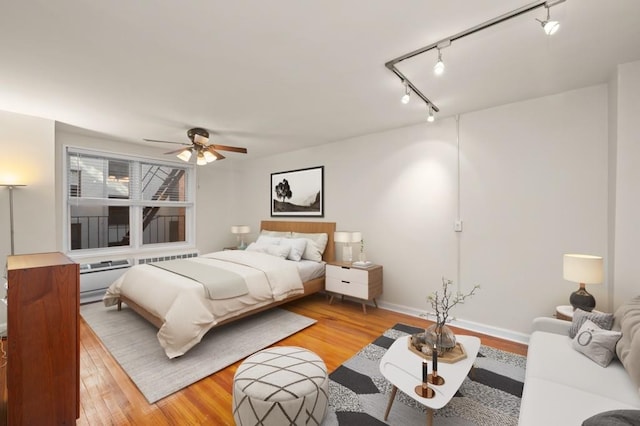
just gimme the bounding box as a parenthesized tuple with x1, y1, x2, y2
(424, 323, 456, 354)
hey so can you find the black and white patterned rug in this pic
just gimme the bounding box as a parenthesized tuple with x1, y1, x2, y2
(322, 323, 526, 426)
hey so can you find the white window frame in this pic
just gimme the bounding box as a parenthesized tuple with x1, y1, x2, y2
(63, 146, 196, 259)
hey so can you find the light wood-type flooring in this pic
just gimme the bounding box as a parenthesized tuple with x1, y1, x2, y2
(4, 293, 529, 425)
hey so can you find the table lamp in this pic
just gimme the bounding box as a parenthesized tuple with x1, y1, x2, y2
(334, 231, 361, 262)
(563, 254, 603, 312)
(231, 225, 250, 249)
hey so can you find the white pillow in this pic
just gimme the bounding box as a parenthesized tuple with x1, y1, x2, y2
(260, 230, 291, 238)
(256, 235, 282, 246)
(291, 232, 328, 262)
(572, 319, 622, 367)
(245, 242, 290, 259)
(279, 238, 307, 262)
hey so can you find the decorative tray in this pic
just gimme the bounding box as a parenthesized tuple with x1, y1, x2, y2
(408, 333, 467, 364)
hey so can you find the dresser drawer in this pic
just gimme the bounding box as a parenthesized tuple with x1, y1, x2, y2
(326, 276, 369, 299)
(326, 264, 368, 284)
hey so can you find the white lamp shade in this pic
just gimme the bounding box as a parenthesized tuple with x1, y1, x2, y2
(177, 149, 192, 162)
(334, 231, 351, 243)
(563, 254, 603, 284)
(231, 225, 250, 234)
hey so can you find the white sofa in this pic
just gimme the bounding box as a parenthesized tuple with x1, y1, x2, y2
(519, 298, 640, 425)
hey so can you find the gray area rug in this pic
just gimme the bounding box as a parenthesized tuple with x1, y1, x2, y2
(323, 323, 526, 426)
(81, 302, 316, 403)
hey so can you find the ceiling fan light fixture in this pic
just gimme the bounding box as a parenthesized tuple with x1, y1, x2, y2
(196, 150, 207, 166)
(203, 150, 216, 163)
(176, 148, 192, 162)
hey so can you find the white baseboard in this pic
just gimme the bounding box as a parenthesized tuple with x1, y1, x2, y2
(376, 300, 530, 345)
(0, 322, 6, 337)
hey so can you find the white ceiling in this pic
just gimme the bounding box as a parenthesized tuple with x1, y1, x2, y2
(1, 1, 639, 160)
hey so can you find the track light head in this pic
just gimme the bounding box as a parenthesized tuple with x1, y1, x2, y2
(427, 105, 435, 122)
(401, 81, 411, 104)
(538, 6, 560, 35)
(434, 48, 445, 76)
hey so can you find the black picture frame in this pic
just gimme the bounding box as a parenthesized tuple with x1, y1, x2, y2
(271, 166, 324, 217)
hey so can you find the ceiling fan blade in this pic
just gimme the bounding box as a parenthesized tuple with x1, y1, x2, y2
(210, 144, 248, 154)
(206, 146, 225, 160)
(143, 138, 189, 146)
(164, 147, 192, 155)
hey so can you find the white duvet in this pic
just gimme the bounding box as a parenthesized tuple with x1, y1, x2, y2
(103, 250, 304, 358)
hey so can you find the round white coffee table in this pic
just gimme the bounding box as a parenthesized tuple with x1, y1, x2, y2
(379, 334, 481, 426)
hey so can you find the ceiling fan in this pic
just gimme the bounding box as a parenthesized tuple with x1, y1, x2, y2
(144, 127, 248, 165)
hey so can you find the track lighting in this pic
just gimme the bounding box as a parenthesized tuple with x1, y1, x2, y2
(427, 105, 435, 122)
(434, 48, 445, 76)
(401, 81, 411, 104)
(537, 5, 560, 35)
(176, 148, 192, 162)
(386, 0, 566, 116)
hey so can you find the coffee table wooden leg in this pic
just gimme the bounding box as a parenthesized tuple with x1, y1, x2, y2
(384, 385, 398, 421)
(427, 407, 434, 426)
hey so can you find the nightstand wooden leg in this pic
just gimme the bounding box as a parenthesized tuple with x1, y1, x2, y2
(384, 385, 398, 420)
(362, 303, 367, 314)
(329, 295, 335, 305)
(373, 298, 378, 308)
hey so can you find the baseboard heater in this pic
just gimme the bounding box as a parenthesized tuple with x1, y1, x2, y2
(80, 259, 133, 304)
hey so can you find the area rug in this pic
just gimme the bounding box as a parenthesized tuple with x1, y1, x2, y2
(323, 323, 526, 426)
(80, 302, 316, 403)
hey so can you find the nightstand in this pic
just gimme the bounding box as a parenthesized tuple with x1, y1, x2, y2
(325, 261, 382, 314)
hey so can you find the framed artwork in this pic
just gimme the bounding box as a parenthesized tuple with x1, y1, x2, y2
(271, 166, 324, 217)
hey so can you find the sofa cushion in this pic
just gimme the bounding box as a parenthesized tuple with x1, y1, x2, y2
(614, 296, 640, 392)
(570, 308, 614, 338)
(518, 377, 640, 426)
(572, 319, 622, 367)
(526, 331, 640, 407)
(582, 409, 640, 426)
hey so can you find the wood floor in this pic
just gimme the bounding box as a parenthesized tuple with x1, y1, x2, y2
(9, 293, 529, 425)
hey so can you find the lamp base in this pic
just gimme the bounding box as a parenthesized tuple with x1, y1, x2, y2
(570, 284, 595, 312)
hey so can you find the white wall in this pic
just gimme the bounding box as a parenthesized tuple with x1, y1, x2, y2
(0, 76, 626, 341)
(613, 60, 640, 308)
(237, 84, 609, 340)
(0, 110, 57, 332)
(0, 110, 57, 260)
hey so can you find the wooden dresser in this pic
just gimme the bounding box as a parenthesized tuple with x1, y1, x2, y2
(4, 252, 79, 425)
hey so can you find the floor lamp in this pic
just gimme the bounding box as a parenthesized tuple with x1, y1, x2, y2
(1, 184, 26, 255)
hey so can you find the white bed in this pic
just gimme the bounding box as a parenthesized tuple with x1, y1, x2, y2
(103, 221, 336, 358)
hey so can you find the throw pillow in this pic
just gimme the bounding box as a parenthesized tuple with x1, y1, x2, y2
(613, 295, 640, 392)
(569, 308, 614, 338)
(260, 230, 292, 238)
(279, 238, 307, 262)
(255, 235, 282, 246)
(292, 232, 329, 262)
(245, 242, 290, 259)
(582, 409, 640, 426)
(572, 319, 622, 367)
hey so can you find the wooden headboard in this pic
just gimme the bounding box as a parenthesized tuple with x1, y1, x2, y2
(260, 220, 336, 262)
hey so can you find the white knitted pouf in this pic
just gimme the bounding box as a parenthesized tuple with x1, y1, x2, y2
(232, 346, 329, 426)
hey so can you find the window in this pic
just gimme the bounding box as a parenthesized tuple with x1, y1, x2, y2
(65, 148, 195, 253)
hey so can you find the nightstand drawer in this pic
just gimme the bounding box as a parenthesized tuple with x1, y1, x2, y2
(326, 264, 368, 284)
(326, 277, 368, 299)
